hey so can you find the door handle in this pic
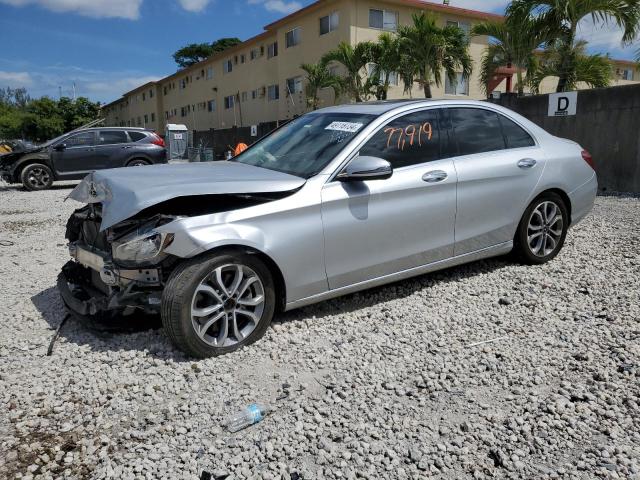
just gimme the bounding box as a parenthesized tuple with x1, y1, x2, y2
(422, 170, 448, 183)
(121, 146, 132, 149)
(517, 158, 537, 169)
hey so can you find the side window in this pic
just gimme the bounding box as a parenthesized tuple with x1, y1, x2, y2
(64, 131, 95, 147)
(128, 131, 146, 142)
(449, 108, 505, 156)
(498, 114, 535, 149)
(98, 130, 128, 145)
(360, 109, 441, 168)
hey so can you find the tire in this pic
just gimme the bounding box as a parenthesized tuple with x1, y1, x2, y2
(21, 163, 53, 191)
(514, 192, 569, 265)
(161, 251, 276, 358)
(126, 159, 150, 167)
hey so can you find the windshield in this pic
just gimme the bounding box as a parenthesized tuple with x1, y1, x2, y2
(233, 112, 376, 178)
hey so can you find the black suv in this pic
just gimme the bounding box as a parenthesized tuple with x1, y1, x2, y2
(0, 127, 167, 191)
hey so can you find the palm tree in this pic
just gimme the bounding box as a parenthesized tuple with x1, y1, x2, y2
(472, 10, 548, 96)
(321, 41, 375, 102)
(300, 61, 342, 110)
(528, 40, 613, 93)
(509, 0, 640, 92)
(368, 33, 401, 100)
(398, 12, 473, 98)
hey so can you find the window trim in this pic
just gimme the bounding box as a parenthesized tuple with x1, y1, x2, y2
(285, 27, 301, 48)
(442, 106, 539, 158)
(368, 8, 398, 31)
(320, 11, 339, 35)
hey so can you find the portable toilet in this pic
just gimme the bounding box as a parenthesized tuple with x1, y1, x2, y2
(165, 124, 189, 161)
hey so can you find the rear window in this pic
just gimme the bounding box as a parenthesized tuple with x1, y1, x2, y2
(449, 108, 505, 156)
(98, 130, 128, 145)
(498, 114, 535, 148)
(128, 131, 146, 142)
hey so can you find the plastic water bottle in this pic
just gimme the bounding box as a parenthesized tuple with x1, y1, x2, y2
(226, 403, 268, 432)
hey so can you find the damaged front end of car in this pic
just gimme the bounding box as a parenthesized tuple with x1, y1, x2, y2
(57, 162, 306, 324)
(58, 205, 180, 320)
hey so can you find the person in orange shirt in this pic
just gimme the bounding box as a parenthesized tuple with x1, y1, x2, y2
(234, 141, 248, 156)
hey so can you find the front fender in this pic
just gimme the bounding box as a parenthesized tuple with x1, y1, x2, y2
(8, 153, 51, 180)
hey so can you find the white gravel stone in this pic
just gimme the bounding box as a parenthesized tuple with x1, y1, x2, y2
(1, 183, 639, 479)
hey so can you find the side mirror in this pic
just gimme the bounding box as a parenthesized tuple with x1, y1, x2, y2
(54, 143, 67, 151)
(337, 156, 393, 182)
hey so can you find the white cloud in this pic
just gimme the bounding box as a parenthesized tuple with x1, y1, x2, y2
(247, 0, 302, 15)
(177, 0, 212, 13)
(0, 0, 143, 19)
(0, 71, 33, 87)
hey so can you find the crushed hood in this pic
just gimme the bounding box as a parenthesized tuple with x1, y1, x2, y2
(68, 161, 306, 230)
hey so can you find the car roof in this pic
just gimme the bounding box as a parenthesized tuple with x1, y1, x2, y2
(316, 99, 504, 115)
(72, 127, 152, 132)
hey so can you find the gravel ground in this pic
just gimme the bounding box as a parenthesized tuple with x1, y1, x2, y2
(0, 182, 639, 480)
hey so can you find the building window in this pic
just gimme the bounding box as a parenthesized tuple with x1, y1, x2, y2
(224, 59, 233, 73)
(149, 89, 154, 98)
(320, 11, 339, 35)
(369, 9, 398, 31)
(142, 92, 146, 101)
(241, 91, 248, 102)
(445, 73, 469, 95)
(206, 67, 214, 79)
(367, 64, 399, 86)
(285, 27, 301, 48)
(250, 48, 258, 60)
(151, 113, 155, 122)
(267, 41, 278, 59)
(240, 54, 246, 64)
(251, 89, 258, 99)
(267, 84, 279, 101)
(207, 100, 216, 112)
(447, 20, 471, 38)
(224, 95, 235, 109)
(619, 68, 635, 80)
(286, 76, 303, 94)
(180, 78, 187, 89)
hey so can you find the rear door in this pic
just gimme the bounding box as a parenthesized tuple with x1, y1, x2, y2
(446, 107, 546, 255)
(50, 131, 98, 177)
(321, 108, 458, 289)
(95, 130, 131, 168)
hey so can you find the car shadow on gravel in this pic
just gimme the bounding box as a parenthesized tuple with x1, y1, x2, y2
(30, 256, 511, 358)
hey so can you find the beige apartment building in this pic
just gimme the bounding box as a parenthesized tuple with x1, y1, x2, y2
(101, 0, 640, 134)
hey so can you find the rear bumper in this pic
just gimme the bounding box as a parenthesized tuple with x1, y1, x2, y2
(569, 172, 597, 226)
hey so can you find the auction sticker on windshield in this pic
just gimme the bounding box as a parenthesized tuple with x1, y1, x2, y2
(325, 122, 364, 133)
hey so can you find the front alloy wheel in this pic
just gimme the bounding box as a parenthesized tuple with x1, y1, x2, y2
(161, 251, 275, 358)
(191, 264, 265, 348)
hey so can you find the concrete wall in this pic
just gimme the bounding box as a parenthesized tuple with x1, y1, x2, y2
(489, 84, 640, 193)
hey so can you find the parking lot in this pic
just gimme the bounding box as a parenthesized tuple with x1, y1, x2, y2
(0, 183, 639, 480)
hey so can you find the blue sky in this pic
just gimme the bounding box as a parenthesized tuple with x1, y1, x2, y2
(0, 0, 636, 104)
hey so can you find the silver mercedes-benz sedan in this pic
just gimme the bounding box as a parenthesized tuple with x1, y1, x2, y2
(59, 100, 597, 357)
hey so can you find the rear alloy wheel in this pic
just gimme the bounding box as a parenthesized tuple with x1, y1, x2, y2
(161, 251, 275, 358)
(127, 159, 150, 167)
(515, 192, 569, 264)
(21, 163, 53, 191)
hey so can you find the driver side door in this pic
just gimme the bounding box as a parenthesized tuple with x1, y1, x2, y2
(51, 131, 98, 178)
(321, 108, 458, 290)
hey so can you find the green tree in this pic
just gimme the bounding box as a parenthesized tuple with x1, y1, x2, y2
(368, 33, 402, 100)
(509, 0, 640, 92)
(300, 61, 342, 110)
(173, 37, 242, 69)
(322, 41, 376, 102)
(398, 12, 473, 98)
(472, 9, 548, 96)
(528, 40, 613, 93)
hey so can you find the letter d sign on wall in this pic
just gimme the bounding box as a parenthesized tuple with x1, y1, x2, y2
(548, 91, 577, 117)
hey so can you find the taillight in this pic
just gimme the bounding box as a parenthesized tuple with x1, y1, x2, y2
(581, 150, 595, 170)
(151, 133, 165, 148)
